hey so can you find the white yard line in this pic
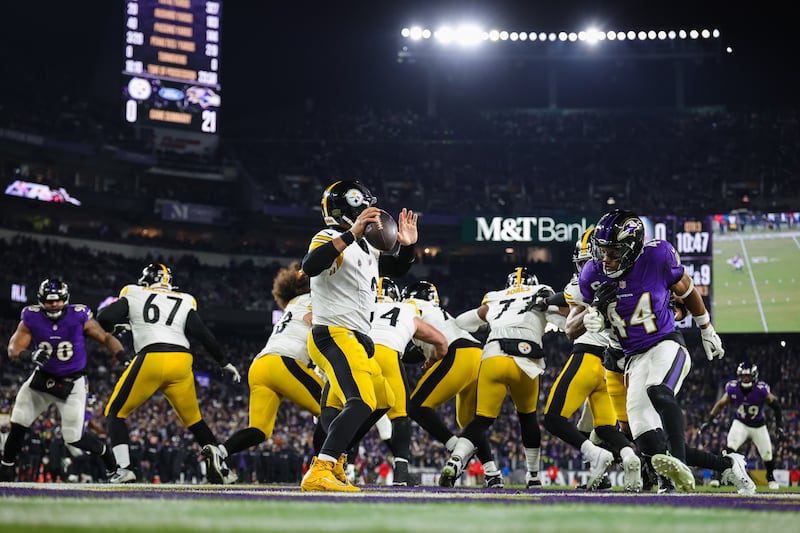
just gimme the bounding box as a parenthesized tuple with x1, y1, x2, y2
(738, 236, 768, 332)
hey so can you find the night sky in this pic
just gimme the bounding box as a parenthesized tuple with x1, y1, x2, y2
(0, 0, 796, 129)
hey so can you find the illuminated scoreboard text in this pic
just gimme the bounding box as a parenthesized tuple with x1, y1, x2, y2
(122, 0, 221, 134)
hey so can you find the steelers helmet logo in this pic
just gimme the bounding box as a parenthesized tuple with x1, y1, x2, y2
(517, 342, 533, 355)
(345, 188, 366, 207)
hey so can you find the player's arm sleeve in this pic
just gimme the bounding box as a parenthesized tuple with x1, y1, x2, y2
(185, 309, 226, 365)
(379, 244, 416, 277)
(546, 291, 567, 307)
(302, 242, 342, 276)
(766, 399, 783, 428)
(96, 299, 130, 332)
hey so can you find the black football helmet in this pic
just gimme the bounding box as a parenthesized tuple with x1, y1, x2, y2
(138, 263, 175, 290)
(572, 228, 594, 274)
(591, 209, 645, 278)
(377, 277, 401, 302)
(506, 267, 538, 288)
(736, 362, 758, 390)
(321, 180, 377, 228)
(401, 281, 440, 305)
(37, 278, 70, 320)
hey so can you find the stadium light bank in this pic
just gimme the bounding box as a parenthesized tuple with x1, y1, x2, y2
(400, 25, 722, 47)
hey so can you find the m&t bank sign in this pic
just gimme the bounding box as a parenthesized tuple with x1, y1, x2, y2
(464, 216, 593, 243)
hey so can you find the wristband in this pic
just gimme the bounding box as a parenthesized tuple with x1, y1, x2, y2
(340, 231, 356, 246)
(693, 312, 710, 327)
(18, 349, 32, 362)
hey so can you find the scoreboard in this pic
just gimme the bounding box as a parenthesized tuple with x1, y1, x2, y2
(642, 215, 714, 327)
(122, 0, 221, 134)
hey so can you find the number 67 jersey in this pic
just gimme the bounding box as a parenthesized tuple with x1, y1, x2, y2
(118, 284, 196, 353)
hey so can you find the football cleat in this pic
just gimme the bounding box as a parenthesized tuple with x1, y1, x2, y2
(657, 474, 676, 494)
(485, 473, 504, 489)
(721, 452, 756, 495)
(202, 444, 229, 485)
(393, 460, 410, 486)
(525, 471, 542, 488)
(578, 473, 611, 490)
(652, 454, 695, 492)
(439, 456, 463, 488)
(622, 454, 643, 492)
(332, 455, 357, 489)
(108, 467, 136, 484)
(768, 480, 779, 490)
(0, 463, 16, 482)
(586, 447, 614, 490)
(301, 457, 360, 492)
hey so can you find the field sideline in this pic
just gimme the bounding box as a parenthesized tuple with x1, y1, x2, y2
(2, 483, 798, 533)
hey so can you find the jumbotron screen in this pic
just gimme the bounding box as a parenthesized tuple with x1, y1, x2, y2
(122, 0, 221, 134)
(711, 211, 800, 333)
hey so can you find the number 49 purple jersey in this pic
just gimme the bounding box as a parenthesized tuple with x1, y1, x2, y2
(579, 240, 684, 355)
(21, 304, 92, 376)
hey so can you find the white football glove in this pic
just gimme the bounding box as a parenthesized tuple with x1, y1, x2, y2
(221, 363, 242, 383)
(700, 325, 725, 361)
(583, 308, 605, 333)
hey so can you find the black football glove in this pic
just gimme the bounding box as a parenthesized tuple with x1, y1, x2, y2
(31, 348, 52, 367)
(699, 421, 712, 435)
(591, 282, 618, 315)
(527, 286, 556, 313)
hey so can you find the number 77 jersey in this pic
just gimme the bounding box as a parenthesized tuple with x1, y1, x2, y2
(118, 284, 196, 353)
(579, 239, 684, 355)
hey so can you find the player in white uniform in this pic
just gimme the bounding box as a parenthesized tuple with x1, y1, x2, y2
(202, 262, 325, 484)
(97, 263, 241, 483)
(439, 267, 561, 488)
(365, 277, 447, 485)
(402, 281, 506, 487)
(301, 180, 418, 492)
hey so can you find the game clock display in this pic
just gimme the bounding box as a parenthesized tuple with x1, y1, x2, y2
(122, 0, 221, 134)
(641, 215, 713, 328)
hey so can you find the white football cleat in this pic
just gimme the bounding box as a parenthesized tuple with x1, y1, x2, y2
(652, 454, 695, 492)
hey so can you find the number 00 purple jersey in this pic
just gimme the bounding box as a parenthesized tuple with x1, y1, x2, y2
(21, 304, 91, 376)
(579, 240, 684, 355)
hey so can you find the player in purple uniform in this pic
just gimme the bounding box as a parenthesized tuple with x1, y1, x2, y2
(1, 279, 129, 482)
(702, 362, 783, 489)
(578, 210, 749, 493)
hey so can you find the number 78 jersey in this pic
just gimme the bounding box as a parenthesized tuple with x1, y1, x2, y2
(119, 284, 196, 353)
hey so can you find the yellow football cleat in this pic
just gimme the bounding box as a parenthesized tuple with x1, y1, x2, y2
(301, 457, 360, 492)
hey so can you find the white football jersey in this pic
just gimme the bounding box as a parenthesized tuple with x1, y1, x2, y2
(403, 298, 478, 346)
(119, 284, 196, 353)
(255, 293, 312, 365)
(482, 283, 555, 346)
(563, 275, 621, 350)
(370, 301, 419, 353)
(308, 228, 379, 335)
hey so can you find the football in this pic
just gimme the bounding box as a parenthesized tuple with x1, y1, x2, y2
(363, 209, 398, 251)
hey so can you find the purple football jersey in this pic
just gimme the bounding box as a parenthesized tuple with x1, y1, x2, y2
(579, 240, 684, 354)
(725, 379, 770, 427)
(22, 304, 92, 376)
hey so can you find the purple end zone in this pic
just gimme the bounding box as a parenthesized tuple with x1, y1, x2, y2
(1, 484, 797, 512)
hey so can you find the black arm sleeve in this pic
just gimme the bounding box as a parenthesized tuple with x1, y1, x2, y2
(379, 244, 416, 278)
(302, 240, 342, 277)
(546, 291, 567, 308)
(96, 299, 130, 331)
(767, 401, 783, 427)
(185, 309, 226, 366)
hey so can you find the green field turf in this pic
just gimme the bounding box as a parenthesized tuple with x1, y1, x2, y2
(713, 230, 800, 333)
(2, 484, 799, 533)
